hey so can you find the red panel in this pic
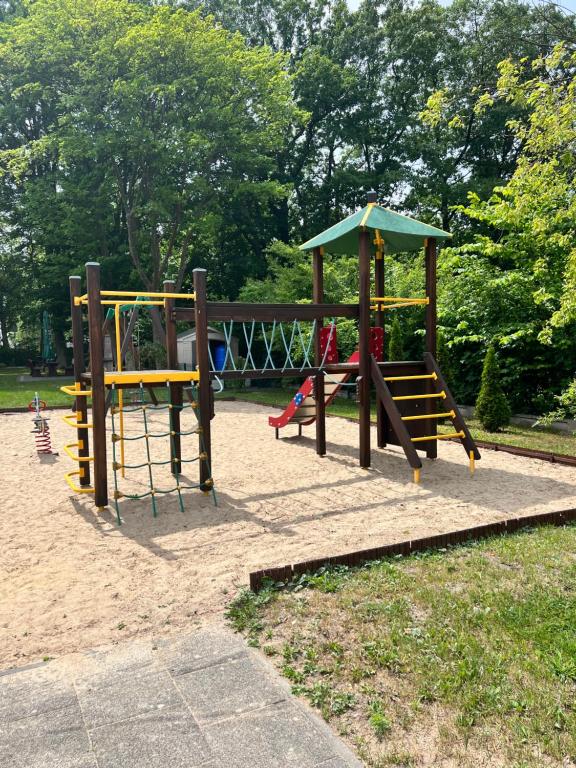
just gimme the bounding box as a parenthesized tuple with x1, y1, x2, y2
(319, 324, 338, 364)
(369, 327, 384, 361)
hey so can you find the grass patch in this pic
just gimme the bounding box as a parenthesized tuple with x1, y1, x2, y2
(0, 367, 73, 408)
(230, 386, 576, 457)
(228, 525, 576, 767)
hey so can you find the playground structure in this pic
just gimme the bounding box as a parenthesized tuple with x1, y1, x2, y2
(60, 192, 479, 519)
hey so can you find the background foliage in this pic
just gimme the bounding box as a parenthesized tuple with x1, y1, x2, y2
(0, 0, 575, 413)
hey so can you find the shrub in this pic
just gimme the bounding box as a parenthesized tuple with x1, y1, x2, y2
(388, 316, 405, 361)
(475, 344, 511, 432)
(539, 378, 576, 426)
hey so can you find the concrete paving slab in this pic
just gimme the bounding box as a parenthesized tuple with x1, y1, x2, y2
(175, 654, 286, 724)
(156, 629, 246, 676)
(203, 700, 344, 768)
(71, 640, 162, 689)
(76, 669, 182, 728)
(0, 627, 364, 767)
(0, 664, 76, 723)
(0, 705, 94, 768)
(89, 708, 210, 768)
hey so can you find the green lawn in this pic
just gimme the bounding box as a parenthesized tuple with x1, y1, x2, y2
(229, 386, 576, 457)
(228, 525, 576, 767)
(0, 367, 73, 408)
(3, 371, 575, 458)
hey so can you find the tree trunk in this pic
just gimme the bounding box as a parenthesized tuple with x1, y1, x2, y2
(0, 299, 10, 350)
(53, 327, 68, 367)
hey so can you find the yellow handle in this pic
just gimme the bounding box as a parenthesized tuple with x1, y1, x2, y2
(60, 385, 92, 397)
(62, 413, 93, 429)
(63, 443, 94, 463)
(64, 471, 94, 494)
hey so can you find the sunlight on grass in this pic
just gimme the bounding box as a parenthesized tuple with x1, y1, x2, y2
(0, 367, 73, 408)
(228, 525, 576, 767)
(230, 386, 576, 457)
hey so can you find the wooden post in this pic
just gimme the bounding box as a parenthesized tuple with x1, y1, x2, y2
(374, 240, 386, 448)
(164, 279, 182, 476)
(193, 269, 212, 490)
(69, 276, 91, 487)
(312, 246, 326, 456)
(359, 229, 371, 468)
(425, 237, 437, 459)
(85, 262, 108, 507)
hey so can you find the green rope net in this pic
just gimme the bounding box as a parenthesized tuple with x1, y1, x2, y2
(109, 382, 216, 524)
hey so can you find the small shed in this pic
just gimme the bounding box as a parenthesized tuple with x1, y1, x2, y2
(177, 326, 239, 372)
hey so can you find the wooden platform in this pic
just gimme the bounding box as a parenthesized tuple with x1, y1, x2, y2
(82, 369, 200, 387)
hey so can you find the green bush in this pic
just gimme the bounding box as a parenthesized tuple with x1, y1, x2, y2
(539, 378, 576, 425)
(475, 344, 511, 432)
(388, 316, 405, 361)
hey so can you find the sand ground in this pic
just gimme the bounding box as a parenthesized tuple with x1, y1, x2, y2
(1, 400, 576, 669)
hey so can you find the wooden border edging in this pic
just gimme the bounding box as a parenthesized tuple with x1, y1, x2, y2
(248, 507, 576, 591)
(465, 438, 576, 467)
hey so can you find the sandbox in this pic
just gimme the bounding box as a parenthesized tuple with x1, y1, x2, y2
(1, 400, 576, 668)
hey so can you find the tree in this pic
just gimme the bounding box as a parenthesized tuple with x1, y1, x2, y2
(388, 316, 405, 361)
(441, 42, 576, 412)
(475, 344, 511, 431)
(0, 0, 302, 308)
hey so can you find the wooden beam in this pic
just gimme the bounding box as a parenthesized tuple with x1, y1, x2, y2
(164, 279, 182, 476)
(85, 262, 107, 507)
(312, 247, 326, 457)
(358, 229, 371, 468)
(374, 239, 386, 448)
(193, 269, 212, 491)
(175, 303, 359, 323)
(69, 276, 91, 487)
(425, 237, 438, 458)
(425, 238, 437, 357)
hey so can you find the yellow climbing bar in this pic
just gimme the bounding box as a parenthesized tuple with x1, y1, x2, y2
(75, 290, 195, 306)
(402, 410, 455, 421)
(384, 373, 437, 382)
(64, 470, 94, 494)
(411, 431, 465, 443)
(60, 384, 92, 397)
(100, 290, 195, 300)
(63, 412, 93, 429)
(63, 442, 94, 463)
(104, 370, 200, 386)
(371, 296, 429, 303)
(393, 391, 446, 401)
(101, 300, 165, 307)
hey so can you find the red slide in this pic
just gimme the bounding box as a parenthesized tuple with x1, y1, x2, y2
(269, 350, 360, 431)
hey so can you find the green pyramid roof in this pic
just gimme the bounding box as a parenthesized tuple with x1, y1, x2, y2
(299, 203, 451, 254)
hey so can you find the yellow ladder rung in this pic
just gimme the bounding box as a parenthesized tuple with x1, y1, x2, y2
(393, 391, 446, 401)
(62, 413, 93, 429)
(384, 373, 437, 382)
(402, 410, 455, 421)
(411, 431, 465, 443)
(64, 471, 94, 495)
(63, 443, 94, 463)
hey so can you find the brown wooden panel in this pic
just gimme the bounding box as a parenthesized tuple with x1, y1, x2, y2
(174, 303, 359, 323)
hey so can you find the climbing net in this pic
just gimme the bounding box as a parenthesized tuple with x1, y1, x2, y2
(207, 318, 339, 375)
(109, 382, 215, 524)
